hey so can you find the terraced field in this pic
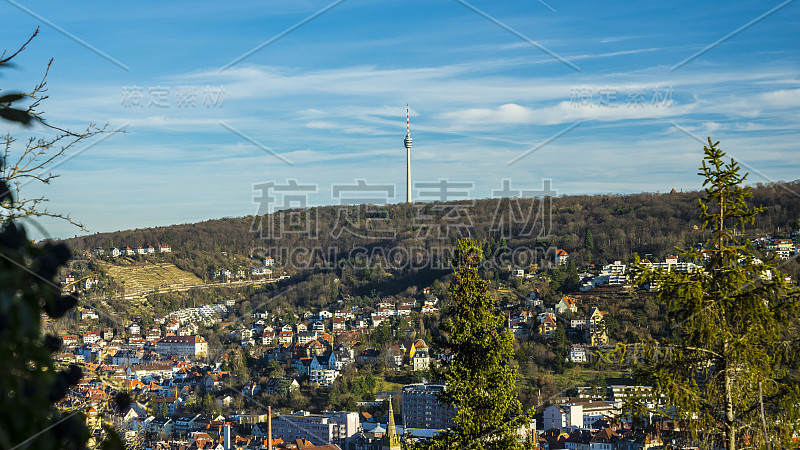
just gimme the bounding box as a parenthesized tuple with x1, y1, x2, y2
(103, 262, 203, 297)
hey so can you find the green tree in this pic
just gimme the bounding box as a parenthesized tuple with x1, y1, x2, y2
(371, 320, 392, 348)
(266, 360, 285, 379)
(584, 229, 594, 253)
(630, 139, 800, 449)
(201, 394, 218, 414)
(548, 268, 564, 293)
(421, 239, 530, 449)
(228, 346, 248, 380)
(561, 260, 579, 293)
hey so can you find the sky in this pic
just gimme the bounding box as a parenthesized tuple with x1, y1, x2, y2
(1, 0, 799, 239)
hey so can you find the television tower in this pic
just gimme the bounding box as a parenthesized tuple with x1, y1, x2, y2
(404, 104, 413, 203)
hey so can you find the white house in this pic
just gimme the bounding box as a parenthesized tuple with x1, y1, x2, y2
(570, 344, 587, 363)
(250, 266, 272, 277)
(555, 296, 578, 314)
(543, 400, 615, 431)
(159, 243, 172, 253)
(310, 369, 340, 387)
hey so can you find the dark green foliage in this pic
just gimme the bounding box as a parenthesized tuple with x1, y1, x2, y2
(419, 239, 530, 450)
(584, 229, 594, 254)
(561, 260, 580, 293)
(0, 222, 90, 449)
(371, 320, 393, 348)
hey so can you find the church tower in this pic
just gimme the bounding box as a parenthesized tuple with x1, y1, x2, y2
(384, 398, 402, 450)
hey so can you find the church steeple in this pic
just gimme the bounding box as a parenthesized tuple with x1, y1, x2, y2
(384, 398, 401, 450)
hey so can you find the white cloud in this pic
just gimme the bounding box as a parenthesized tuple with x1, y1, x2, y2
(759, 89, 800, 108)
(440, 101, 695, 127)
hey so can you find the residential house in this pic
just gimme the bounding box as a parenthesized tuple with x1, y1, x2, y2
(146, 417, 174, 436)
(538, 315, 558, 337)
(250, 266, 272, 277)
(310, 369, 340, 386)
(556, 249, 570, 265)
(294, 357, 313, 376)
(204, 373, 231, 392)
(412, 346, 429, 371)
(385, 346, 405, 367)
(585, 308, 607, 346)
(81, 309, 99, 320)
(570, 344, 588, 363)
(173, 414, 201, 436)
(262, 330, 277, 346)
(242, 381, 261, 397)
(555, 296, 578, 314)
(526, 290, 543, 308)
(278, 330, 294, 345)
(82, 331, 103, 344)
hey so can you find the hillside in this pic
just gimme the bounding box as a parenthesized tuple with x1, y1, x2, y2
(101, 262, 203, 299)
(63, 181, 800, 276)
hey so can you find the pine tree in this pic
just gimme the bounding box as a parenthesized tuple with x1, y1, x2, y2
(632, 138, 800, 449)
(584, 229, 594, 259)
(562, 260, 580, 293)
(418, 239, 530, 450)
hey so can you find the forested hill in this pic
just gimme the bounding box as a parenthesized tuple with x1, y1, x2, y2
(63, 181, 800, 272)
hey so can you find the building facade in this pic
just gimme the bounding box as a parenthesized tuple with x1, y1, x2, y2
(401, 383, 457, 430)
(155, 335, 208, 358)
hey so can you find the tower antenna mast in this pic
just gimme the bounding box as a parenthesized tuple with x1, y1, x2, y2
(404, 104, 413, 204)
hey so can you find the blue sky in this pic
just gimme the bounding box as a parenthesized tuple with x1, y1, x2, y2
(2, 0, 799, 239)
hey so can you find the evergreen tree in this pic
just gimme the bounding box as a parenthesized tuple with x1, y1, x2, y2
(419, 239, 530, 449)
(631, 139, 800, 449)
(158, 401, 169, 418)
(584, 229, 594, 253)
(561, 260, 580, 293)
(371, 320, 393, 348)
(548, 268, 565, 293)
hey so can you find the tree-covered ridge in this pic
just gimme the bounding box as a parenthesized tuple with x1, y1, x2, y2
(63, 181, 800, 273)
